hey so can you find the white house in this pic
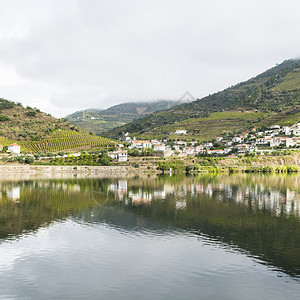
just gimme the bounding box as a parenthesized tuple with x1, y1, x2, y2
(248, 146, 258, 153)
(282, 126, 291, 135)
(175, 129, 187, 135)
(174, 140, 187, 146)
(286, 138, 297, 148)
(269, 125, 280, 130)
(153, 144, 166, 152)
(225, 141, 233, 147)
(129, 140, 152, 149)
(108, 150, 128, 162)
(224, 147, 232, 154)
(232, 137, 242, 143)
(7, 144, 21, 154)
(211, 149, 225, 155)
(0, 145, 2, 152)
(117, 151, 128, 162)
(235, 144, 249, 153)
(291, 123, 300, 136)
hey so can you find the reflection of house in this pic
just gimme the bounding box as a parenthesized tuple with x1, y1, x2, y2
(176, 200, 186, 210)
(7, 144, 21, 154)
(129, 190, 152, 205)
(153, 190, 166, 199)
(7, 187, 20, 202)
(108, 180, 128, 200)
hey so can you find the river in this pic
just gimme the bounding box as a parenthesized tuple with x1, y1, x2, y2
(0, 173, 299, 299)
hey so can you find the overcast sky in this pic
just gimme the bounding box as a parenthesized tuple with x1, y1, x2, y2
(0, 0, 299, 117)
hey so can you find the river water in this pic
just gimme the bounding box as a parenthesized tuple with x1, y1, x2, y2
(0, 173, 299, 299)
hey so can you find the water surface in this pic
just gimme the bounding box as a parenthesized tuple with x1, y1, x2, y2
(0, 174, 299, 299)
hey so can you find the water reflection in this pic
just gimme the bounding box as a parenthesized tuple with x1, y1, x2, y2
(0, 174, 299, 279)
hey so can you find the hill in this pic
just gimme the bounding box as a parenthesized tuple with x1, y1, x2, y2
(105, 59, 300, 141)
(0, 98, 114, 153)
(66, 100, 176, 135)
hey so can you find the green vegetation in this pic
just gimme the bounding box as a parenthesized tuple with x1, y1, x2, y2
(245, 165, 300, 173)
(156, 160, 185, 172)
(44, 152, 113, 166)
(106, 59, 300, 140)
(271, 69, 300, 91)
(21, 130, 115, 153)
(128, 147, 154, 157)
(0, 98, 84, 142)
(0, 114, 10, 121)
(0, 98, 116, 153)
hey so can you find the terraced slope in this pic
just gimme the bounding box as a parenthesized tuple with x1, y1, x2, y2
(21, 130, 115, 153)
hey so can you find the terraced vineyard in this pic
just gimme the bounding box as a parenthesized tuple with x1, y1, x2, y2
(21, 130, 115, 153)
(0, 137, 15, 146)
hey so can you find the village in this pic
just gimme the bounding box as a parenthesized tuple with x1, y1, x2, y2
(1, 122, 300, 164)
(107, 121, 300, 162)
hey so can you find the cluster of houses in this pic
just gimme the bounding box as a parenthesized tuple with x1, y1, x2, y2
(107, 122, 300, 161)
(1, 123, 299, 162)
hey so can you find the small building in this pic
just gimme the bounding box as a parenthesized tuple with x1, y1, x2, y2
(204, 143, 213, 149)
(232, 137, 242, 143)
(211, 149, 225, 155)
(269, 125, 280, 130)
(282, 126, 291, 135)
(0, 145, 3, 152)
(286, 138, 297, 148)
(108, 150, 128, 162)
(129, 140, 152, 150)
(225, 141, 233, 147)
(174, 140, 187, 146)
(7, 144, 21, 154)
(235, 144, 249, 153)
(224, 147, 232, 154)
(117, 151, 128, 162)
(153, 144, 166, 152)
(248, 146, 258, 153)
(216, 137, 223, 142)
(175, 129, 187, 135)
(291, 123, 300, 136)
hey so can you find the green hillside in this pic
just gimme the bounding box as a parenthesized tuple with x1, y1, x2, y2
(66, 100, 176, 135)
(0, 98, 114, 153)
(105, 59, 300, 141)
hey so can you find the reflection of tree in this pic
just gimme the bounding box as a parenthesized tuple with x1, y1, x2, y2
(0, 174, 299, 278)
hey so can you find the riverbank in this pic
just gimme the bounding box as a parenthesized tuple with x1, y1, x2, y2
(0, 165, 146, 175)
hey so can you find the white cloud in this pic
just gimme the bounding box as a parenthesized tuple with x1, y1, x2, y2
(0, 0, 299, 116)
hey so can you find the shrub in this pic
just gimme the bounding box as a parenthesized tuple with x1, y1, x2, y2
(25, 156, 34, 164)
(0, 114, 10, 121)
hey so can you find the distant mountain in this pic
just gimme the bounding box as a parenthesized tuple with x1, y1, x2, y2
(105, 58, 300, 141)
(66, 100, 177, 135)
